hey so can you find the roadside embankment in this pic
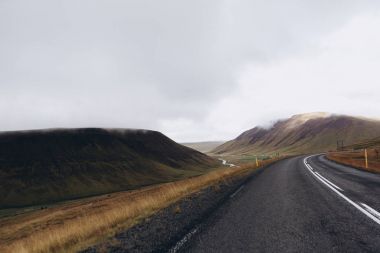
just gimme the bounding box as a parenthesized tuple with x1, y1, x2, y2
(83, 174, 249, 252)
(83, 158, 282, 253)
(327, 150, 380, 173)
(1, 158, 280, 253)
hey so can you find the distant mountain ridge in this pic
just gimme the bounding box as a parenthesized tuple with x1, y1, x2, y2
(0, 128, 218, 207)
(213, 113, 380, 155)
(182, 141, 224, 153)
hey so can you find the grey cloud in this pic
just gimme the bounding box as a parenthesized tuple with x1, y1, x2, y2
(0, 0, 379, 138)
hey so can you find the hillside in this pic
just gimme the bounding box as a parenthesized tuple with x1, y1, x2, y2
(213, 113, 380, 156)
(343, 136, 380, 150)
(181, 141, 224, 153)
(0, 128, 218, 208)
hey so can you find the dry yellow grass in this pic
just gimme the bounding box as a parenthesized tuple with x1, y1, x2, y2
(327, 149, 380, 173)
(0, 158, 279, 253)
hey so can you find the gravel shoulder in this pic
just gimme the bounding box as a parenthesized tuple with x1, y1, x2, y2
(81, 166, 267, 253)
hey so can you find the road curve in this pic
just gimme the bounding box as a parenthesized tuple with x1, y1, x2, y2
(181, 155, 380, 253)
(218, 158, 236, 167)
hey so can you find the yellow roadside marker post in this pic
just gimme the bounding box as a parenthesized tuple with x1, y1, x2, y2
(365, 149, 368, 169)
(256, 157, 259, 167)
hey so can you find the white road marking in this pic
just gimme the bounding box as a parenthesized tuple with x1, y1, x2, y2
(230, 185, 244, 198)
(361, 203, 380, 220)
(314, 171, 344, 191)
(304, 155, 380, 226)
(169, 227, 199, 253)
(304, 162, 342, 191)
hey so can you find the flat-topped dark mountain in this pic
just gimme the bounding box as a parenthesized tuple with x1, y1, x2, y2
(0, 128, 218, 207)
(213, 113, 380, 156)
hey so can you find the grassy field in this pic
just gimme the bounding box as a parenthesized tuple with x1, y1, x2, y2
(0, 158, 279, 253)
(327, 149, 380, 173)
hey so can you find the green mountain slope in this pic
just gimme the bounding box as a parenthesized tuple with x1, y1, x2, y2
(0, 128, 218, 208)
(213, 113, 380, 156)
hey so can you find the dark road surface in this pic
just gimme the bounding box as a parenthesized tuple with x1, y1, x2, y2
(180, 155, 380, 253)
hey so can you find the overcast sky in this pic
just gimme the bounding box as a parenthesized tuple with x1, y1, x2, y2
(1, 0, 380, 142)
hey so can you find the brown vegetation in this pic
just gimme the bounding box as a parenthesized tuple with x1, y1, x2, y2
(213, 113, 380, 156)
(0, 158, 279, 253)
(327, 149, 380, 173)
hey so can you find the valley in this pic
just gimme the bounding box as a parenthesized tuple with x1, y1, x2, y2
(1, 113, 380, 253)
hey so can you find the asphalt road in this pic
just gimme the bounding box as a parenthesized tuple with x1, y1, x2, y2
(181, 155, 380, 253)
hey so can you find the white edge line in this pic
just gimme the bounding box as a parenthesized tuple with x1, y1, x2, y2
(230, 185, 244, 198)
(314, 171, 344, 191)
(304, 155, 380, 225)
(304, 162, 342, 191)
(361, 203, 380, 219)
(169, 227, 199, 253)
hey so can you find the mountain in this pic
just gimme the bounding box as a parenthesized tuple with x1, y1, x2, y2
(0, 128, 218, 208)
(213, 112, 380, 156)
(343, 136, 380, 150)
(181, 141, 224, 153)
